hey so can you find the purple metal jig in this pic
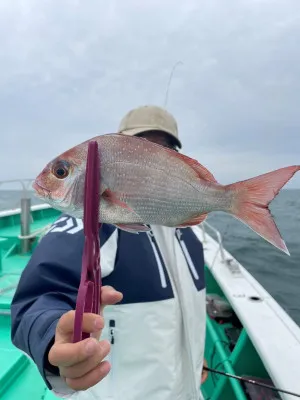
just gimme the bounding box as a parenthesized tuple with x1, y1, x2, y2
(73, 140, 101, 343)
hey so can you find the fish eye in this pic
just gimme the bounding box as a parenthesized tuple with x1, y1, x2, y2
(52, 160, 70, 179)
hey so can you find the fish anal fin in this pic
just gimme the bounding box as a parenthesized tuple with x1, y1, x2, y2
(177, 213, 208, 228)
(115, 223, 150, 233)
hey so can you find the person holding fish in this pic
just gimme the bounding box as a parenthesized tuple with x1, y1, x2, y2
(11, 105, 211, 400)
(11, 104, 299, 400)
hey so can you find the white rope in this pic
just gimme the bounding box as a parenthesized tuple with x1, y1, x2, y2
(18, 224, 53, 240)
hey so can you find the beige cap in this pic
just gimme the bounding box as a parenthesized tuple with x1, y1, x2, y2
(118, 105, 182, 149)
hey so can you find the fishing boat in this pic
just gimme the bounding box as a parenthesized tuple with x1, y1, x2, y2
(1, 179, 300, 400)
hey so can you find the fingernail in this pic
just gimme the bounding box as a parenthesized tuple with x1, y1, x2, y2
(85, 339, 96, 355)
(94, 317, 103, 330)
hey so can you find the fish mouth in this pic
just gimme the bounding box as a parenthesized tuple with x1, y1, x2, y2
(32, 181, 51, 200)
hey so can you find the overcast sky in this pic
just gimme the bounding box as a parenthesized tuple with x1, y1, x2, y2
(0, 0, 300, 189)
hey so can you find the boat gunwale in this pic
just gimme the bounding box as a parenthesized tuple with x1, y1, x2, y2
(194, 225, 300, 399)
(0, 203, 51, 218)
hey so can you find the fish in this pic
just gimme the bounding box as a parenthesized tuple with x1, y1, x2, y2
(33, 132, 300, 255)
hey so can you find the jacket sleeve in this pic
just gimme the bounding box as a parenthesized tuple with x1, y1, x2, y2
(10, 214, 118, 392)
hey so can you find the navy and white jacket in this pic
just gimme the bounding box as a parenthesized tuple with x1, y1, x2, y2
(11, 214, 206, 400)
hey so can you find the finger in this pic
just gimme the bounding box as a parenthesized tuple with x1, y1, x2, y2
(201, 359, 208, 384)
(60, 340, 110, 379)
(201, 369, 208, 384)
(100, 286, 123, 312)
(56, 310, 104, 339)
(65, 360, 111, 391)
(49, 337, 100, 367)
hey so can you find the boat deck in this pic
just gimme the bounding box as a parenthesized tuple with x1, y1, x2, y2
(0, 204, 299, 400)
(0, 205, 60, 400)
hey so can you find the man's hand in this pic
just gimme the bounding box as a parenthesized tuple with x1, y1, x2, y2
(48, 285, 123, 391)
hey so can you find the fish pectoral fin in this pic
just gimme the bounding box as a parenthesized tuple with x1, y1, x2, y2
(177, 213, 208, 227)
(101, 195, 145, 225)
(115, 223, 151, 234)
(102, 189, 133, 211)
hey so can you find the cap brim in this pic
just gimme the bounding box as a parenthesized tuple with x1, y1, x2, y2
(119, 127, 182, 149)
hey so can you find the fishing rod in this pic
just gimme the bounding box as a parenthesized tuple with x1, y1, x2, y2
(203, 366, 300, 398)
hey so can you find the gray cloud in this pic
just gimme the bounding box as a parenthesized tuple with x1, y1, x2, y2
(0, 0, 299, 188)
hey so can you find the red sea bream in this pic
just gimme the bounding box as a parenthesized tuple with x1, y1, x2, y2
(33, 133, 300, 255)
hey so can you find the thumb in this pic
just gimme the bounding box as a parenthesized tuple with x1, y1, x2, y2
(100, 285, 123, 314)
(55, 310, 104, 343)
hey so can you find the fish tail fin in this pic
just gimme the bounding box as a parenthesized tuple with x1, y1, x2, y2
(225, 165, 300, 255)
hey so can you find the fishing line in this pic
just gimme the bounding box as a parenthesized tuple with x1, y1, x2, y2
(203, 366, 300, 398)
(163, 61, 183, 108)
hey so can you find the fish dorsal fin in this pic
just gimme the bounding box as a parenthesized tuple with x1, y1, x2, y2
(116, 133, 217, 183)
(172, 152, 217, 183)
